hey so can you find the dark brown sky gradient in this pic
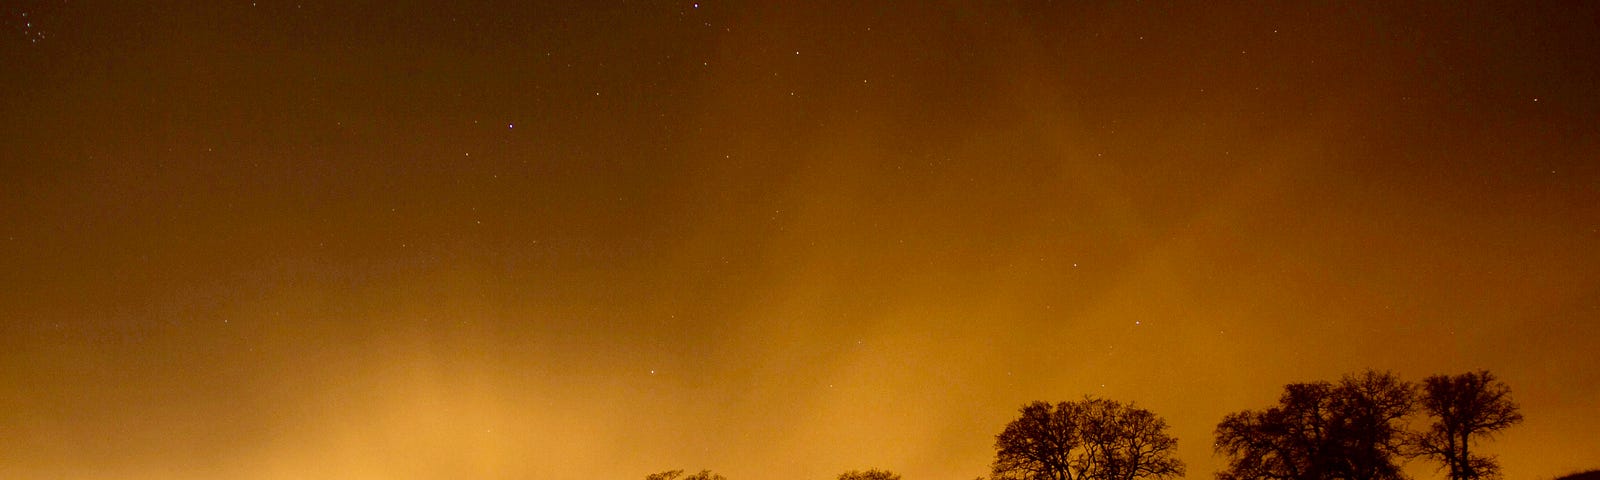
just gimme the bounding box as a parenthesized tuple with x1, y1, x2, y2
(3, 2, 1598, 479)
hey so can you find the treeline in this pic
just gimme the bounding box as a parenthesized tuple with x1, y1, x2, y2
(646, 370, 1525, 480)
(646, 470, 901, 480)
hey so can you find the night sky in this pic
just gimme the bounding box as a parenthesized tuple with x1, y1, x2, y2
(3, 1, 1598, 479)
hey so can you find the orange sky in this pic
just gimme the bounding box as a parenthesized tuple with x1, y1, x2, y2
(2, 2, 1598, 479)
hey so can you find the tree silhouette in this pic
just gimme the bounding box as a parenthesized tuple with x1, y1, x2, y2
(994, 401, 1081, 480)
(839, 469, 903, 480)
(992, 397, 1184, 480)
(1328, 370, 1415, 480)
(1214, 370, 1414, 480)
(1411, 371, 1523, 480)
(1081, 397, 1186, 480)
(647, 469, 727, 480)
(1214, 382, 1335, 480)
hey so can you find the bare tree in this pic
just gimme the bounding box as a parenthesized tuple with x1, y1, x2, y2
(839, 469, 903, 480)
(1214, 370, 1414, 480)
(994, 401, 1084, 480)
(647, 470, 686, 480)
(1214, 382, 1337, 480)
(992, 397, 1184, 480)
(1411, 371, 1523, 480)
(643, 467, 681, 480)
(1327, 370, 1415, 480)
(647, 469, 726, 480)
(1081, 398, 1186, 480)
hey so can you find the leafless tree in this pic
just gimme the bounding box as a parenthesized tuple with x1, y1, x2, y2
(1081, 398, 1186, 480)
(992, 397, 1184, 480)
(839, 469, 903, 480)
(1410, 371, 1523, 480)
(647, 470, 687, 480)
(647, 469, 727, 480)
(1214, 370, 1415, 480)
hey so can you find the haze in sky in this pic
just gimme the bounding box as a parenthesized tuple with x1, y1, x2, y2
(2, 2, 1597, 479)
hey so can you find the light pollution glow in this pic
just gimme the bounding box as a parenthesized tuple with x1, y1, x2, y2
(2, 2, 1597, 479)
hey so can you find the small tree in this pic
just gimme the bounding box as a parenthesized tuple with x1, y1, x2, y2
(1411, 371, 1523, 480)
(839, 469, 903, 480)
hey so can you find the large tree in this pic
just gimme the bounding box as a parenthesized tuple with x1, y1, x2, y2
(1214, 382, 1337, 480)
(1327, 370, 1416, 480)
(1411, 371, 1523, 480)
(992, 397, 1184, 480)
(1081, 398, 1186, 480)
(1214, 370, 1415, 480)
